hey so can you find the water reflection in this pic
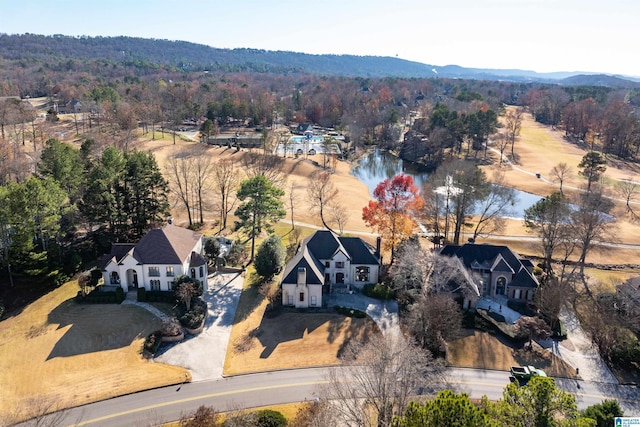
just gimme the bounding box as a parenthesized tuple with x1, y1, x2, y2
(351, 149, 542, 219)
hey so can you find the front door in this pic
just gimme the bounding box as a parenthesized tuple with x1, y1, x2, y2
(336, 272, 345, 284)
(132, 271, 138, 288)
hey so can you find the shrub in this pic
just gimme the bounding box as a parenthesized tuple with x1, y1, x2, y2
(115, 287, 125, 303)
(254, 235, 286, 278)
(255, 409, 287, 427)
(334, 305, 367, 318)
(363, 283, 395, 300)
(144, 330, 163, 354)
(161, 318, 182, 337)
(178, 299, 207, 329)
(226, 243, 248, 266)
(552, 319, 567, 339)
(146, 290, 175, 304)
(507, 300, 537, 317)
(137, 287, 147, 302)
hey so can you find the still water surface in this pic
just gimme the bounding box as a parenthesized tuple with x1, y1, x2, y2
(350, 149, 542, 220)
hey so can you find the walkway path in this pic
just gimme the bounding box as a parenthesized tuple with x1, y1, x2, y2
(122, 292, 169, 320)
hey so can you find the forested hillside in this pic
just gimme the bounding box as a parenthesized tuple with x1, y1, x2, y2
(2, 33, 638, 85)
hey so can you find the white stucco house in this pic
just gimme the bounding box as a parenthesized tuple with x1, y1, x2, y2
(101, 224, 208, 292)
(281, 230, 381, 308)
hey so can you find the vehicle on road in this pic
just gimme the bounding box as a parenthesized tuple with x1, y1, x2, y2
(510, 365, 547, 384)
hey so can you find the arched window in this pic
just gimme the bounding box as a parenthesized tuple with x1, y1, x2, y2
(190, 268, 196, 279)
(199, 266, 204, 277)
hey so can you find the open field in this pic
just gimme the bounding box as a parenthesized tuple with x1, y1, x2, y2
(0, 280, 188, 423)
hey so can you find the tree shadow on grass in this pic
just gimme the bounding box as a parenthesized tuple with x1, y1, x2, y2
(46, 298, 160, 360)
(255, 310, 377, 360)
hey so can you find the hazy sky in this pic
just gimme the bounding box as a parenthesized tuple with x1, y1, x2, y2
(1, 0, 636, 76)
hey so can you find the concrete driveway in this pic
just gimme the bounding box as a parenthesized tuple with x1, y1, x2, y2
(328, 292, 400, 337)
(155, 271, 244, 381)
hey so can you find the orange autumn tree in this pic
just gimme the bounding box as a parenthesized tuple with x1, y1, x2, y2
(362, 174, 424, 262)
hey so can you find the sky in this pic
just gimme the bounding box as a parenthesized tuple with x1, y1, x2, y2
(1, 0, 637, 76)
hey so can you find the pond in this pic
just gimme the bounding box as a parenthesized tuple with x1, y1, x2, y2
(351, 149, 543, 220)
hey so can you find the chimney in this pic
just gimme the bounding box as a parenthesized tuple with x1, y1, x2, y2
(297, 267, 306, 286)
(375, 236, 381, 258)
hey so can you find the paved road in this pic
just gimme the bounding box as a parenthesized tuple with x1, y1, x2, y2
(33, 367, 640, 426)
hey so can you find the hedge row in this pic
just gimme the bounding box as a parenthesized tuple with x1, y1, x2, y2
(77, 286, 125, 304)
(334, 305, 367, 318)
(137, 288, 175, 303)
(363, 283, 395, 300)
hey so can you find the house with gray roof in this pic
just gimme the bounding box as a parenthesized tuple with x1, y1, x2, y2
(101, 224, 208, 292)
(281, 230, 380, 308)
(440, 243, 539, 302)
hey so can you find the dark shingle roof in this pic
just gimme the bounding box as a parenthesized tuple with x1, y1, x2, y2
(304, 230, 343, 260)
(440, 244, 521, 270)
(281, 245, 324, 285)
(339, 237, 379, 265)
(440, 243, 538, 289)
(132, 224, 202, 265)
(189, 251, 207, 268)
(510, 268, 538, 289)
(101, 243, 135, 269)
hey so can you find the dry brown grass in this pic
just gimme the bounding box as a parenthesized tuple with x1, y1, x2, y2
(224, 283, 379, 375)
(446, 330, 576, 379)
(0, 280, 188, 422)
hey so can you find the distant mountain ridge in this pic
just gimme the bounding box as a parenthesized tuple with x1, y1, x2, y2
(0, 33, 637, 87)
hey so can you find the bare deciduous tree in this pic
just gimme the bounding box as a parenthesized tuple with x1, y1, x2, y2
(191, 151, 214, 224)
(289, 399, 340, 427)
(515, 316, 552, 349)
(407, 293, 463, 354)
(471, 172, 517, 241)
(323, 334, 442, 427)
(504, 107, 523, 159)
(166, 155, 194, 226)
(329, 201, 348, 233)
(494, 132, 510, 166)
(242, 151, 285, 187)
(212, 158, 240, 231)
(617, 178, 639, 219)
(570, 187, 616, 284)
(549, 162, 572, 193)
(307, 170, 339, 232)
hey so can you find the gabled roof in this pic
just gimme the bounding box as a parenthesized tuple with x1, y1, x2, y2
(133, 224, 202, 265)
(491, 254, 514, 273)
(440, 243, 538, 288)
(304, 230, 344, 260)
(281, 245, 324, 285)
(510, 268, 539, 289)
(189, 251, 207, 268)
(101, 243, 135, 269)
(440, 243, 522, 272)
(339, 237, 379, 265)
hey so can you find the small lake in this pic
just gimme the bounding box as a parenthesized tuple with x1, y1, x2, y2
(351, 149, 542, 220)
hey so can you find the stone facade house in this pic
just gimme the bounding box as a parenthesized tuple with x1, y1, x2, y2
(440, 243, 539, 302)
(281, 230, 380, 308)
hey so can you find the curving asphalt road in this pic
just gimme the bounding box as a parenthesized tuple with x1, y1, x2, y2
(26, 367, 640, 426)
